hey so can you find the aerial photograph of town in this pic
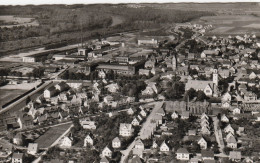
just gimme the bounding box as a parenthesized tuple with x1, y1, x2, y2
(0, 0, 260, 162)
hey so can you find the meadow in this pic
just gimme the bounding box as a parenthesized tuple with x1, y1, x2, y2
(196, 15, 260, 36)
(0, 89, 27, 108)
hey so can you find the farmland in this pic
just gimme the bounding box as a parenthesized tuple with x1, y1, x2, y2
(195, 15, 260, 36)
(0, 15, 39, 28)
(0, 89, 27, 108)
(35, 123, 72, 149)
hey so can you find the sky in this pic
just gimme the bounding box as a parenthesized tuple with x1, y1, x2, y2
(0, 0, 259, 5)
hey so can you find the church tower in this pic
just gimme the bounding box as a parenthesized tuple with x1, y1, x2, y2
(213, 69, 218, 86)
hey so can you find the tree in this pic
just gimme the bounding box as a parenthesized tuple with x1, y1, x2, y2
(184, 88, 197, 101)
(196, 91, 207, 101)
(72, 118, 81, 131)
(32, 67, 45, 79)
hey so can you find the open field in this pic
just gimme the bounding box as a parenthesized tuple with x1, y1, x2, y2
(0, 15, 39, 28)
(195, 15, 260, 36)
(0, 81, 41, 90)
(0, 89, 27, 107)
(35, 123, 72, 149)
(243, 23, 260, 29)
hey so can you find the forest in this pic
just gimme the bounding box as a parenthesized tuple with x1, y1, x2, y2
(0, 4, 214, 55)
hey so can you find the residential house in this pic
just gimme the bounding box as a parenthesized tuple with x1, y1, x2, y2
(60, 136, 73, 147)
(134, 139, 144, 150)
(222, 101, 231, 108)
(156, 108, 165, 117)
(132, 148, 143, 159)
(12, 153, 23, 163)
(80, 119, 96, 130)
(181, 111, 190, 119)
(98, 70, 106, 79)
(226, 135, 237, 149)
(244, 91, 257, 101)
(127, 108, 136, 115)
(160, 141, 170, 152)
(100, 157, 109, 163)
(140, 109, 147, 117)
(201, 126, 211, 135)
(152, 141, 158, 149)
(188, 130, 196, 136)
(224, 124, 235, 135)
(55, 82, 69, 92)
(201, 50, 219, 58)
(129, 156, 143, 163)
(139, 69, 150, 76)
(17, 114, 33, 129)
(44, 86, 57, 98)
(221, 114, 229, 123)
(222, 92, 232, 102)
(104, 95, 113, 104)
(238, 84, 247, 91)
(190, 157, 199, 163)
(112, 137, 121, 149)
(229, 151, 241, 162)
(198, 137, 207, 149)
(102, 146, 112, 158)
(141, 82, 158, 95)
(232, 108, 241, 115)
(84, 134, 94, 146)
(66, 80, 83, 89)
(105, 83, 119, 93)
(176, 148, 190, 160)
(145, 60, 155, 68)
(201, 150, 214, 161)
(201, 113, 209, 120)
(171, 111, 179, 119)
(132, 117, 140, 126)
(119, 123, 133, 137)
(27, 143, 38, 155)
(13, 133, 24, 146)
(226, 132, 234, 140)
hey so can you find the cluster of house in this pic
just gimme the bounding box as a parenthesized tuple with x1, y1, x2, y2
(11, 142, 39, 163)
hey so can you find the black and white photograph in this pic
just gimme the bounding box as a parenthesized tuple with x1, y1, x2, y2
(0, 0, 260, 162)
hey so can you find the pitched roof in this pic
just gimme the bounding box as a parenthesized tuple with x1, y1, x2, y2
(229, 151, 241, 160)
(201, 150, 214, 158)
(12, 153, 23, 159)
(185, 80, 213, 90)
(176, 148, 189, 154)
(130, 155, 143, 163)
(50, 159, 64, 163)
(28, 143, 38, 151)
(226, 135, 237, 143)
(100, 156, 109, 163)
(112, 137, 120, 143)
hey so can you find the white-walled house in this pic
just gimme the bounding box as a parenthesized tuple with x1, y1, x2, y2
(60, 136, 73, 147)
(176, 148, 190, 160)
(27, 143, 38, 155)
(44, 86, 57, 98)
(224, 124, 235, 135)
(84, 134, 94, 146)
(160, 141, 170, 152)
(119, 123, 133, 137)
(102, 146, 112, 158)
(198, 137, 207, 149)
(221, 114, 229, 123)
(112, 137, 121, 149)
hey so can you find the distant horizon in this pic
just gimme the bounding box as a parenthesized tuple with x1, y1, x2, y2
(0, 0, 260, 6)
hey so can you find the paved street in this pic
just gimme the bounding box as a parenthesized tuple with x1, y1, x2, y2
(120, 101, 164, 163)
(212, 116, 225, 153)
